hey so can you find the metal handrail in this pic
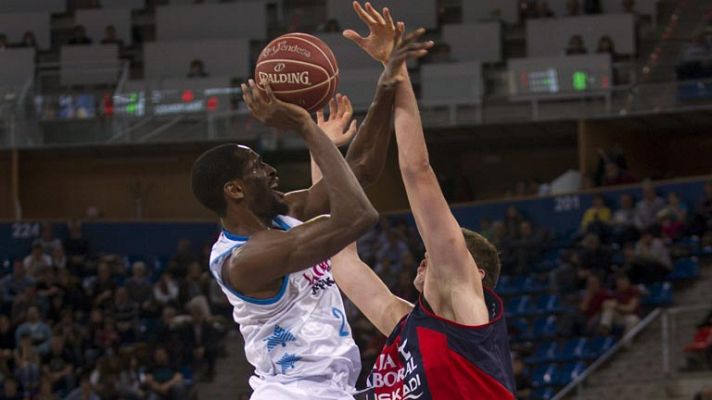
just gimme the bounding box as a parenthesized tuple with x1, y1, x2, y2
(551, 308, 664, 400)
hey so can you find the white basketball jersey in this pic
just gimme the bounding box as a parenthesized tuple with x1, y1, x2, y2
(209, 215, 361, 393)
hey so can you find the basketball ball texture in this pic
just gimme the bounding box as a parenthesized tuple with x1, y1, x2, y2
(255, 33, 339, 113)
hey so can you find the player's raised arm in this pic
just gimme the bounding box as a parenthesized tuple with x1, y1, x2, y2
(286, 2, 405, 221)
(225, 80, 378, 293)
(393, 34, 489, 325)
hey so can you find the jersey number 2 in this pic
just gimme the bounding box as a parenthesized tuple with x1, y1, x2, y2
(332, 308, 349, 337)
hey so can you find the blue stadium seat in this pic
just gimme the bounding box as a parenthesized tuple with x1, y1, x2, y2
(667, 257, 700, 281)
(180, 366, 194, 387)
(523, 276, 547, 294)
(643, 282, 673, 306)
(534, 295, 566, 314)
(532, 387, 556, 400)
(584, 336, 615, 359)
(531, 316, 558, 339)
(526, 341, 558, 364)
(531, 363, 558, 388)
(506, 296, 534, 317)
(498, 276, 527, 296)
(508, 317, 531, 341)
(555, 337, 588, 362)
(553, 362, 587, 386)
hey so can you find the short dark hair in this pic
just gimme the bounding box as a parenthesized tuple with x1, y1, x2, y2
(190, 144, 251, 216)
(462, 228, 501, 289)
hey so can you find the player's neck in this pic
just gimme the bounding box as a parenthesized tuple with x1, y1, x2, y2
(222, 207, 271, 237)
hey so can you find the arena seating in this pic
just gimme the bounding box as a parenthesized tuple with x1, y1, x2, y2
(0, 0, 64, 14)
(326, 0, 437, 33)
(335, 67, 382, 111)
(462, 0, 519, 24)
(156, 2, 268, 41)
(0, 48, 36, 91)
(526, 14, 636, 57)
(75, 8, 133, 46)
(143, 39, 251, 80)
(442, 22, 502, 63)
(420, 61, 484, 106)
(60, 44, 121, 86)
(316, 33, 375, 70)
(0, 12, 51, 50)
(100, 0, 145, 10)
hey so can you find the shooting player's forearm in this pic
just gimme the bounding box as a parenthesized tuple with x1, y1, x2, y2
(299, 116, 377, 228)
(344, 71, 398, 187)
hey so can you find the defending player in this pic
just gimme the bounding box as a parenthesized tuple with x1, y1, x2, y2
(189, 5, 432, 398)
(325, 9, 517, 400)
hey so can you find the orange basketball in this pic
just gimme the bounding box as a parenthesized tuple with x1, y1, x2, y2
(255, 33, 339, 113)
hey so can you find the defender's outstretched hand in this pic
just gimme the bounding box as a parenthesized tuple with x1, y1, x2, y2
(316, 94, 358, 147)
(242, 79, 310, 131)
(383, 26, 434, 85)
(343, 2, 401, 65)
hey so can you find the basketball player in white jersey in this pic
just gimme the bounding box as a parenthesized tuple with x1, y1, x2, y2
(189, 3, 432, 398)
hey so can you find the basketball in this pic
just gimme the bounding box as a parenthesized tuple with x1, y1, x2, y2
(255, 33, 339, 113)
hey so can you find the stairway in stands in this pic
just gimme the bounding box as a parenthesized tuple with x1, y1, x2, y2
(566, 262, 712, 400)
(196, 330, 254, 399)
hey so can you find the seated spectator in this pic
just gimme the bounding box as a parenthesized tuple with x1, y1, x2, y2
(583, 0, 602, 14)
(15, 306, 52, 354)
(693, 180, 712, 234)
(563, 275, 611, 336)
(320, 18, 341, 33)
(41, 336, 76, 394)
(566, 34, 588, 55)
(376, 231, 410, 266)
(682, 308, 712, 371)
(634, 182, 665, 230)
(64, 219, 90, 269)
(23, 244, 52, 277)
(68, 25, 93, 45)
(676, 31, 712, 80)
(629, 230, 672, 283)
(601, 162, 636, 187)
(19, 31, 38, 50)
(658, 210, 685, 240)
(125, 261, 153, 313)
(512, 355, 533, 399)
(187, 59, 209, 79)
(0, 315, 14, 357)
(179, 304, 219, 381)
(180, 262, 208, 306)
(11, 284, 42, 326)
(612, 193, 639, 243)
(36, 377, 58, 400)
(531, 0, 555, 18)
(1, 261, 35, 303)
(579, 233, 613, 276)
(596, 35, 620, 60)
(581, 194, 612, 232)
(144, 347, 189, 400)
(14, 333, 41, 394)
(152, 307, 178, 347)
(112, 288, 139, 343)
(51, 246, 67, 270)
(34, 222, 61, 253)
(66, 374, 100, 400)
(600, 273, 641, 335)
(504, 206, 525, 238)
(85, 262, 116, 309)
(100, 25, 123, 47)
(154, 272, 179, 307)
(510, 221, 545, 274)
(622, 0, 635, 13)
(660, 192, 688, 222)
(1, 378, 22, 400)
(566, 0, 580, 16)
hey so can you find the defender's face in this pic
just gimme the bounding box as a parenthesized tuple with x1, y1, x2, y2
(242, 151, 289, 220)
(413, 255, 428, 293)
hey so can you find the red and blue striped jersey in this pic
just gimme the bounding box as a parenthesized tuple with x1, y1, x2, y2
(366, 289, 516, 400)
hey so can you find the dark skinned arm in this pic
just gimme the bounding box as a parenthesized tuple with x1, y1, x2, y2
(225, 81, 378, 295)
(285, 2, 405, 221)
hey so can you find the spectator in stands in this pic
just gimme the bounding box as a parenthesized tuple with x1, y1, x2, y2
(634, 182, 665, 230)
(583, 0, 602, 14)
(85, 262, 116, 309)
(172, 239, 196, 278)
(100, 25, 123, 48)
(179, 262, 208, 305)
(15, 306, 52, 354)
(661, 192, 689, 222)
(15, 332, 41, 394)
(512, 355, 533, 399)
(34, 223, 60, 254)
(19, 31, 38, 50)
(574, 275, 611, 335)
(693, 180, 712, 235)
(579, 233, 613, 276)
(112, 288, 139, 343)
(180, 304, 218, 381)
(659, 209, 685, 240)
(600, 161, 636, 187)
(144, 347, 189, 400)
(596, 35, 620, 60)
(510, 221, 544, 274)
(600, 273, 641, 335)
(504, 206, 525, 238)
(1, 261, 35, 303)
(319, 18, 341, 33)
(125, 261, 153, 314)
(11, 284, 41, 326)
(64, 220, 90, 269)
(187, 59, 209, 79)
(154, 272, 179, 307)
(68, 25, 92, 46)
(531, 0, 555, 18)
(581, 194, 612, 233)
(0, 34, 8, 50)
(622, 0, 636, 13)
(65, 374, 99, 400)
(629, 230, 672, 283)
(42, 336, 76, 394)
(24, 244, 52, 277)
(1, 377, 22, 400)
(565, 34, 588, 55)
(152, 307, 178, 348)
(566, 0, 581, 16)
(676, 30, 712, 80)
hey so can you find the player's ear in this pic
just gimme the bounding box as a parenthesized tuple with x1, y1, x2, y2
(478, 268, 486, 281)
(224, 179, 245, 201)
